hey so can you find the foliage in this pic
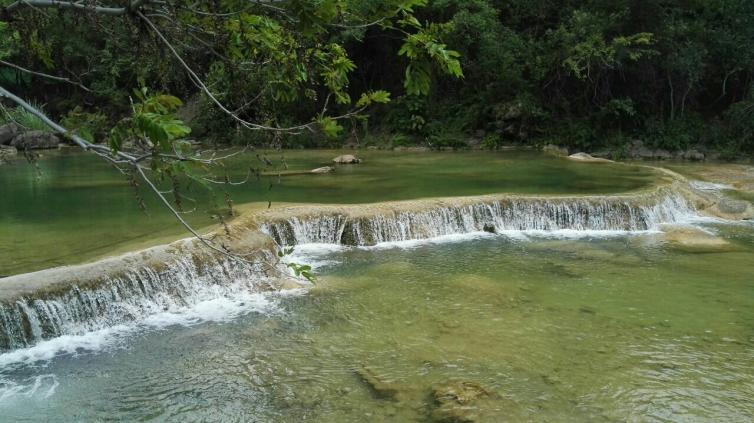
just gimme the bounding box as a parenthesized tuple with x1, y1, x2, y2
(0, 103, 50, 132)
(2, 0, 754, 156)
(108, 89, 191, 153)
(278, 247, 317, 284)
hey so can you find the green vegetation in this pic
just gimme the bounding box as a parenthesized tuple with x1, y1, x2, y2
(1, 1, 753, 155)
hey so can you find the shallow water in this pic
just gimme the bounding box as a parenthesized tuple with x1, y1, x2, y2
(0, 149, 655, 275)
(1, 223, 752, 422)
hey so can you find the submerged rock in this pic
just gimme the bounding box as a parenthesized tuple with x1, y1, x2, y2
(718, 198, 749, 213)
(310, 166, 335, 174)
(0, 123, 19, 145)
(355, 366, 400, 400)
(661, 225, 731, 252)
(333, 154, 361, 164)
(10, 131, 60, 149)
(430, 381, 493, 422)
(567, 152, 613, 163)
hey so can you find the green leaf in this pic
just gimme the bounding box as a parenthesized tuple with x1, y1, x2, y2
(318, 116, 343, 138)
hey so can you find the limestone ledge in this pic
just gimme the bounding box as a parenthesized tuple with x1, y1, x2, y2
(1, 164, 750, 304)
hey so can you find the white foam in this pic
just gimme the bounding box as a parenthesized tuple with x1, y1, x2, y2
(690, 180, 734, 191)
(0, 290, 298, 373)
(289, 229, 658, 260)
(0, 374, 58, 402)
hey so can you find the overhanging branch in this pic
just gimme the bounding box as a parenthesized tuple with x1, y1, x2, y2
(4, 0, 148, 15)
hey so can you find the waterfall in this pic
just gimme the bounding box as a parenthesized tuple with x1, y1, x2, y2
(262, 190, 696, 246)
(0, 184, 699, 353)
(0, 253, 278, 351)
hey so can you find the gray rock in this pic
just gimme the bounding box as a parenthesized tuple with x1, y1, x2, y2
(653, 149, 672, 160)
(332, 154, 361, 164)
(590, 150, 611, 159)
(683, 149, 705, 161)
(10, 131, 60, 149)
(717, 198, 749, 214)
(0, 123, 19, 145)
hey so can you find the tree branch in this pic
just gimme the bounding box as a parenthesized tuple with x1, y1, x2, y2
(0, 59, 91, 92)
(5, 0, 149, 15)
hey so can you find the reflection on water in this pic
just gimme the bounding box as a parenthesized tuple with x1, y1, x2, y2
(1, 225, 753, 422)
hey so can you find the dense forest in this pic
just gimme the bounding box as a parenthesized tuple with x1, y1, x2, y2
(2, 0, 754, 158)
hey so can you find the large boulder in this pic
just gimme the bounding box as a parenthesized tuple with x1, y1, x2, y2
(0, 123, 19, 145)
(10, 131, 60, 149)
(332, 154, 361, 164)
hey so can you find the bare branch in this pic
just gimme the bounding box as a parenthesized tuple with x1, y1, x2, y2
(5, 0, 149, 15)
(0, 59, 91, 92)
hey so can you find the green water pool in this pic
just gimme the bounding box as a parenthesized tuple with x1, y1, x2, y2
(0, 223, 752, 421)
(0, 149, 656, 276)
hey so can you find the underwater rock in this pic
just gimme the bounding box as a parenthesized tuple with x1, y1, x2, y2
(0, 123, 19, 145)
(355, 366, 400, 400)
(10, 131, 60, 149)
(430, 381, 492, 422)
(311, 166, 335, 174)
(718, 198, 749, 213)
(695, 195, 754, 221)
(567, 152, 613, 163)
(333, 154, 361, 164)
(661, 225, 731, 252)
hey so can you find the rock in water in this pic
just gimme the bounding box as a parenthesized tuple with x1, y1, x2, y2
(0, 123, 19, 145)
(661, 225, 731, 252)
(567, 152, 614, 163)
(333, 154, 361, 164)
(355, 366, 399, 400)
(431, 381, 493, 422)
(705, 197, 754, 221)
(310, 166, 335, 174)
(10, 131, 61, 149)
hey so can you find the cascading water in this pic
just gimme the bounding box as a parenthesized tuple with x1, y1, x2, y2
(262, 189, 696, 246)
(0, 185, 700, 353)
(0, 253, 278, 351)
